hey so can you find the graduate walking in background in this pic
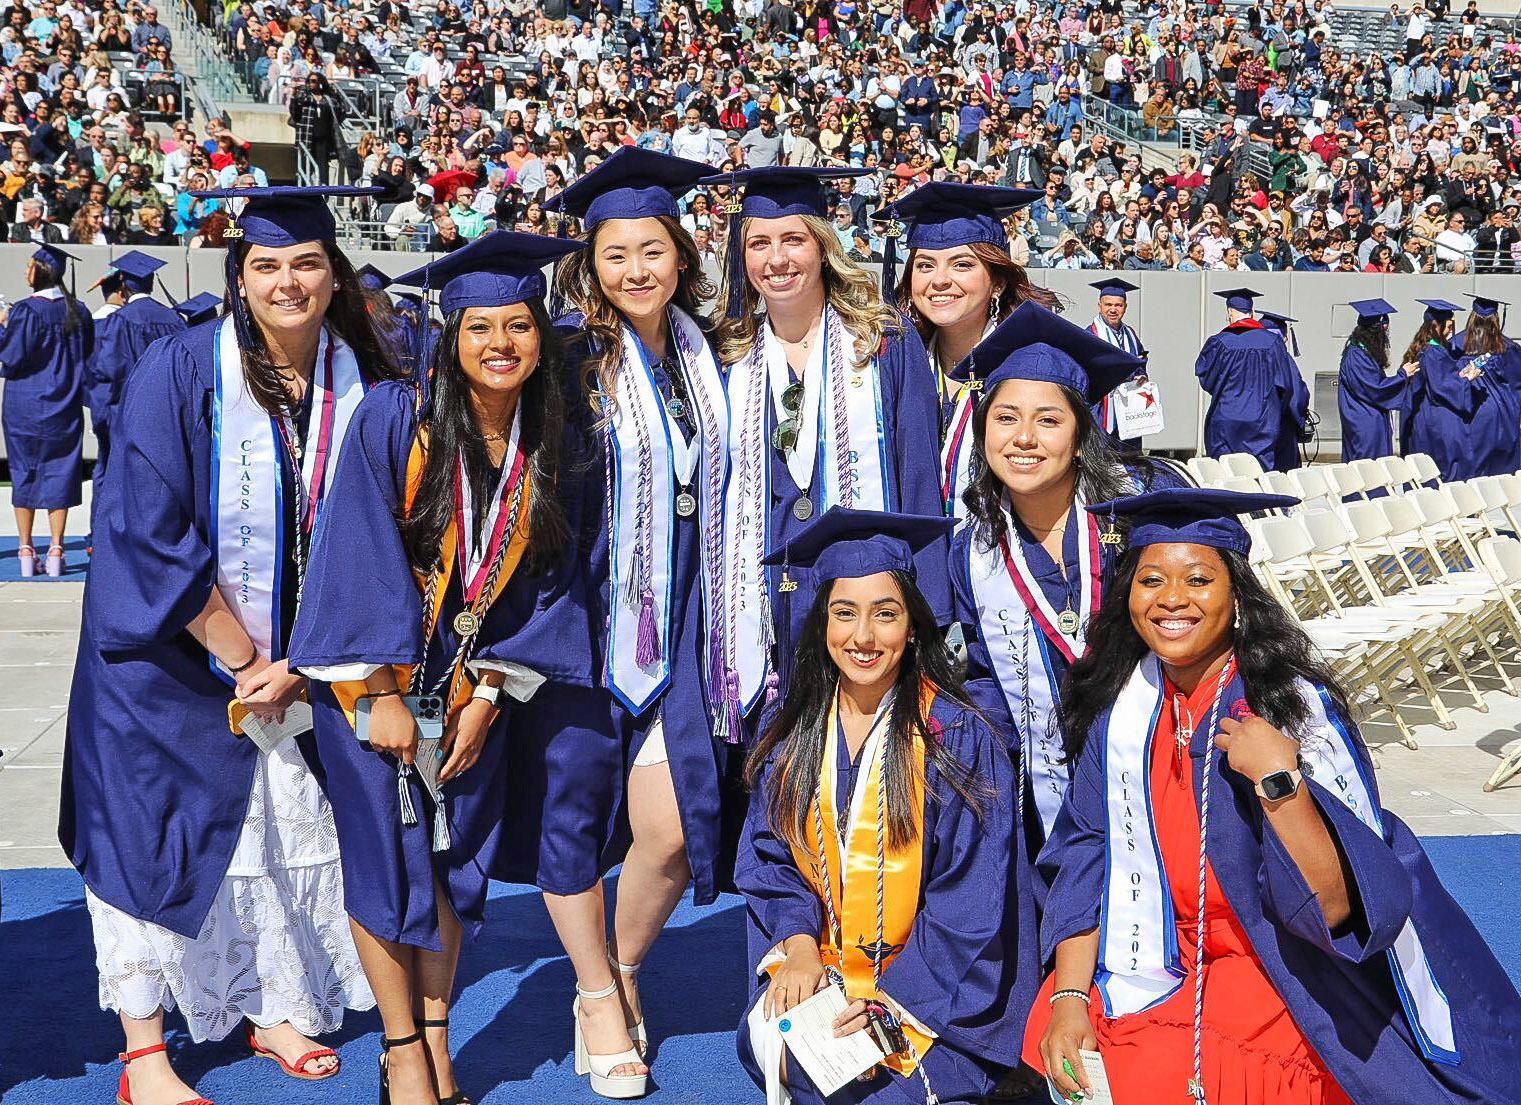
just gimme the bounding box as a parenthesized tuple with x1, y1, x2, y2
(1194, 288, 1309, 472)
(1085, 277, 1149, 453)
(1402, 299, 1483, 482)
(0, 245, 92, 577)
(58, 186, 399, 1105)
(1451, 295, 1521, 479)
(1338, 299, 1417, 463)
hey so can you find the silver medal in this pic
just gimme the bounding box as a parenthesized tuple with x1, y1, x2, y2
(675, 491, 697, 517)
(792, 497, 815, 521)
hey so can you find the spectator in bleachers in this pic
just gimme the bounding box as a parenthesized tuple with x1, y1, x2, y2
(289, 71, 342, 183)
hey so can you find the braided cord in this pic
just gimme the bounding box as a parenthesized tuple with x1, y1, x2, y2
(827, 308, 856, 507)
(720, 341, 770, 712)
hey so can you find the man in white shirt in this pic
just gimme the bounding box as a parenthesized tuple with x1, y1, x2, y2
(671, 107, 716, 162)
(1434, 210, 1478, 269)
(570, 22, 601, 65)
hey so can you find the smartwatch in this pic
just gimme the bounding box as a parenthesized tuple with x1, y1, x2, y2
(470, 682, 504, 709)
(1255, 766, 1303, 801)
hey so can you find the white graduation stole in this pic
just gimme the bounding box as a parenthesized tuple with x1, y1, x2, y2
(605, 306, 728, 714)
(965, 498, 1099, 836)
(719, 307, 890, 717)
(210, 318, 365, 677)
(1096, 656, 1460, 1065)
(1088, 318, 1140, 433)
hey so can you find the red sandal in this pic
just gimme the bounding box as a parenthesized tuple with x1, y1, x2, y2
(115, 1043, 213, 1105)
(244, 1022, 341, 1081)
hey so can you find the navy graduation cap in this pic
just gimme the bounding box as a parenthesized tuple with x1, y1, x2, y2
(1087, 487, 1300, 556)
(1258, 309, 1298, 354)
(871, 180, 1040, 296)
(1417, 297, 1463, 321)
(698, 164, 876, 317)
(1214, 287, 1263, 313)
(1348, 298, 1397, 320)
(31, 243, 76, 277)
(392, 229, 584, 316)
(761, 506, 951, 586)
(1466, 293, 1507, 318)
(1091, 277, 1141, 299)
(187, 184, 383, 246)
(105, 250, 168, 295)
(956, 300, 1143, 401)
(174, 292, 222, 326)
(357, 264, 393, 292)
(546, 146, 712, 229)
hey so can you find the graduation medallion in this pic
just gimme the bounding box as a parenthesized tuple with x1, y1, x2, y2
(675, 491, 697, 517)
(1057, 608, 1080, 635)
(453, 610, 481, 636)
(793, 497, 815, 521)
(666, 397, 687, 423)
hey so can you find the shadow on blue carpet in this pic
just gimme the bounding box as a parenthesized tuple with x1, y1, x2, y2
(2, 836, 1517, 1104)
(0, 536, 88, 582)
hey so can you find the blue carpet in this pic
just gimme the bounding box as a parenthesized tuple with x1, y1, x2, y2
(0, 536, 88, 581)
(2, 835, 1517, 1104)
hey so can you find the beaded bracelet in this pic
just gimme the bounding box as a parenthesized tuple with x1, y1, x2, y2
(1050, 989, 1089, 1006)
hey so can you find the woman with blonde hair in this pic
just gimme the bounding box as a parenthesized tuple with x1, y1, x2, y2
(706, 164, 948, 743)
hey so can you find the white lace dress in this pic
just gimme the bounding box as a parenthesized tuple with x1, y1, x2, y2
(86, 737, 375, 1042)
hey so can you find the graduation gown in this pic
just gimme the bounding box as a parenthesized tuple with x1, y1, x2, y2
(58, 320, 309, 938)
(85, 295, 187, 478)
(1404, 340, 1486, 481)
(288, 381, 598, 949)
(735, 691, 1034, 1104)
(551, 310, 736, 906)
(0, 289, 92, 508)
(1033, 666, 1521, 1105)
(1454, 336, 1521, 479)
(1338, 342, 1411, 462)
(1194, 319, 1308, 472)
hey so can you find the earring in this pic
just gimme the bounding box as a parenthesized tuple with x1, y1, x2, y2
(333, 280, 340, 290)
(987, 292, 1002, 320)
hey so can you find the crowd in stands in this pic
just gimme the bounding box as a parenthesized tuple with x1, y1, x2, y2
(195, 0, 1521, 273)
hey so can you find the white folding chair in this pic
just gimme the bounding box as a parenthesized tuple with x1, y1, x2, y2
(1221, 452, 1266, 479)
(1221, 474, 1267, 494)
(1407, 452, 1442, 486)
(1258, 469, 1298, 499)
(1496, 474, 1521, 536)
(1353, 457, 1393, 498)
(1478, 537, 1521, 792)
(1186, 456, 1227, 486)
(1325, 463, 1366, 502)
(1285, 467, 1336, 512)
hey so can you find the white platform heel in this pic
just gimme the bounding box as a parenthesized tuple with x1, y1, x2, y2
(608, 951, 647, 1053)
(573, 980, 648, 1099)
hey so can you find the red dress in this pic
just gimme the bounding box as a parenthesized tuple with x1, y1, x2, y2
(1023, 673, 1353, 1105)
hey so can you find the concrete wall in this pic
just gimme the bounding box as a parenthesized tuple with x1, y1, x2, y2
(0, 244, 1509, 463)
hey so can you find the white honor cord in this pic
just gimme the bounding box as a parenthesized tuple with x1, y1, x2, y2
(1189, 658, 1235, 1105)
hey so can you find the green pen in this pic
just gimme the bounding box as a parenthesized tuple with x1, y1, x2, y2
(1061, 1058, 1086, 1103)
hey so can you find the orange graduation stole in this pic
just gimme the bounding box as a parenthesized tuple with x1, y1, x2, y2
(331, 434, 533, 726)
(784, 681, 938, 1076)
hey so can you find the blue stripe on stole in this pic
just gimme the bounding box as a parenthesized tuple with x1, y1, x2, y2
(870, 347, 888, 504)
(270, 414, 286, 663)
(209, 330, 227, 686)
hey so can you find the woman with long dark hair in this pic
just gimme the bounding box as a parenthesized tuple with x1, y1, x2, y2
(540, 147, 730, 1098)
(949, 303, 1184, 854)
(1026, 488, 1521, 1105)
(1402, 298, 1487, 481)
(0, 245, 91, 577)
(1450, 294, 1521, 478)
(873, 181, 1056, 525)
(707, 164, 949, 747)
(289, 231, 590, 1105)
(736, 508, 1031, 1105)
(1338, 298, 1417, 462)
(60, 186, 401, 1105)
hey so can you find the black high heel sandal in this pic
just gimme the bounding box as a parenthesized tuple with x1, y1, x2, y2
(379, 1030, 423, 1105)
(418, 1017, 471, 1105)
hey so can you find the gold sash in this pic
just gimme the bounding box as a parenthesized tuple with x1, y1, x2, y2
(331, 435, 533, 726)
(782, 681, 937, 1076)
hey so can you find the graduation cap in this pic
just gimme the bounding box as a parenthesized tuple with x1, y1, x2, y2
(186, 184, 383, 246)
(1416, 297, 1463, 321)
(546, 146, 712, 229)
(1348, 298, 1397, 320)
(760, 506, 951, 600)
(1466, 293, 1507, 318)
(92, 269, 125, 299)
(1087, 487, 1300, 556)
(1091, 277, 1141, 300)
(1214, 287, 1262, 313)
(174, 292, 222, 327)
(105, 250, 168, 296)
(956, 300, 1143, 401)
(393, 230, 585, 409)
(31, 244, 76, 279)
(697, 164, 876, 318)
(870, 180, 1040, 297)
(356, 263, 393, 292)
(1258, 309, 1299, 355)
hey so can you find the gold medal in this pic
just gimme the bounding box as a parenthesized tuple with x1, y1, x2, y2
(1057, 609, 1080, 635)
(453, 610, 480, 636)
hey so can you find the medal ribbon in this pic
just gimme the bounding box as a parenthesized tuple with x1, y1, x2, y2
(453, 411, 525, 608)
(940, 386, 976, 516)
(274, 333, 338, 536)
(995, 503, 1101, 664)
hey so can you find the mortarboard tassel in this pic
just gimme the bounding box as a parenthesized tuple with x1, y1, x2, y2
(879, 219, 900, 302)
(723, 181, 746, 320)
(1288, 327, 1299, 358)
(635, 588, 661, 667)
(413, 268, 432, 416)
(397, 764, 418, 826)
(547, 213, 569, 319)
(225, 247, 258, 356)
(432, 795, 452, 852)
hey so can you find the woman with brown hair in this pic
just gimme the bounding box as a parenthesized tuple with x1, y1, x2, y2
(874, 181, 1054, 525)
(1450, 293, 1521, 478)
(1403, 298, 1483, 481)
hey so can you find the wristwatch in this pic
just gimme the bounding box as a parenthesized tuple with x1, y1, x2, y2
(470, 682, 504, 709)
(1255, 765, 1304, 801)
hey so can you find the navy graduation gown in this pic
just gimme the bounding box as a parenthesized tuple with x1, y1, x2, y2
(1194, 320, 1308, 472)
(1338, 342, 1411, 462)
(766, 320, 950, 699)
(1456, 337, 1521, 479)
(1404, 341, 1486, 481)
(85, 295, 186, 478)
(58, 321, 301, 938)
(1038, 671, 1521, 1105)
(553, 312, 736, 906)
(288, 380, 598, 949)
(0, 290, 92, 508)
(735, 694, 1033, 1104)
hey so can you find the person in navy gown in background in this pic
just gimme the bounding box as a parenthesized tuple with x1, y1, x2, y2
(1338, 299, 1417, 463)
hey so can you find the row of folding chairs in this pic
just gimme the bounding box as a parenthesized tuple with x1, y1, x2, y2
(1182, 453, 1521, 793)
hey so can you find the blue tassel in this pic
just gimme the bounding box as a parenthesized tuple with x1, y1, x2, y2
(397, 764, 418, 826)
(880, 221, 900, 301)
(547, 215, 569, 319)
(723, 189, 746, 320)
(432, 795, 451, 853)
(635, 588, 661, 667)
(413, 267, 431, 416)
(226, 248, 257, 354)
